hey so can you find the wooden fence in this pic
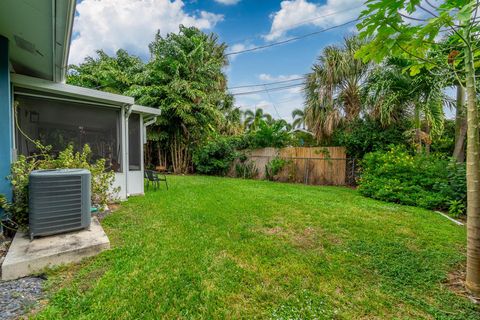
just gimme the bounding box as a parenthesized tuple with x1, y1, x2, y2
(233, 147, 347, 186)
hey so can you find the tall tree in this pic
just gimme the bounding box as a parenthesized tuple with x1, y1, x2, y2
(356, 0, 480, 295)
(67, 49, 144, 94)
(243, 108, 272, 130)
(291, 108, 306, 129)
(364, 57, 450, 153)
(132, 26, 231, 173)
(304, 35, 372, 142)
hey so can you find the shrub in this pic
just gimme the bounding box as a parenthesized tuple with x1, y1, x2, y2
(265, 157, 291, 181)
(331, 118, 410, 159)
(193, 136, 240, 176)
(358, 146, 466, 213)
(1, 144, 118, 229)
(290, 131, 319, 147)
(246, 120, 291, 149)
(234, 158, 258, 179)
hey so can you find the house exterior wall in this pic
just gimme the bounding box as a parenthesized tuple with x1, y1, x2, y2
(0, 36, 13, 211)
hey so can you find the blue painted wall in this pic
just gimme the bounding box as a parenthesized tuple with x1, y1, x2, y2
(0, 35, 13, 215)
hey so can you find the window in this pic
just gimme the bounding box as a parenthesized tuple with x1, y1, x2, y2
(128, 113, 141, 171)
(15, 93, 122, 172)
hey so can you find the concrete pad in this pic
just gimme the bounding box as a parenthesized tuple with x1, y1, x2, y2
(1, 217, 110, 281)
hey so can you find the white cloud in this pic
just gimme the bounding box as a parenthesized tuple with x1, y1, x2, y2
(228, 43, 252, 53)
(226, 42, 256, 61)
(70, 0, 223, 65)
(258, 73, 302, 82)
(214, 0, 241, 5)
(265, 0, 364, 41)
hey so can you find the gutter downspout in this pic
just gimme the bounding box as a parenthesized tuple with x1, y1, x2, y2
(51, 0, 57, 82)
(125, 105, 133, 197)
(143, 116, 157, 144)
(60, 0, 76, 83)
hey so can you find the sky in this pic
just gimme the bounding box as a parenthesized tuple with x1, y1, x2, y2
(69, 0, 369, 121)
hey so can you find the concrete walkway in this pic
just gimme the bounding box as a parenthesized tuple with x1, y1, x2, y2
(1, 217, 110, 280)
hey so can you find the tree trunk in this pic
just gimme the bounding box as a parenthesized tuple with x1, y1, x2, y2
(424, 124, 430, 155)
(453, 85, 467, 162)
(170, 132, 190, 174)
(414, 106, 422, 153)
(464, 41, 480, 296)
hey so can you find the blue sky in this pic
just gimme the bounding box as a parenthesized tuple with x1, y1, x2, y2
(69, 0, 365, 120)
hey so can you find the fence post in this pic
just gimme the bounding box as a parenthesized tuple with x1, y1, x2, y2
(304, 158, 310, 185)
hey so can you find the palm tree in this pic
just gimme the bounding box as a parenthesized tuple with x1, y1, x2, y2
(304, 35, 371, 142)
(291, 108, 306, 129)
(243, 108, 272, 130)
(364, 57, 451, 153)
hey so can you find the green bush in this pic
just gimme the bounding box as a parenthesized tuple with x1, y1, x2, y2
(1, 144, 118, 229)
(358, 146, 466, 213)
(234, 157, 258, 179)
(331, 118, 410, 159)
(265, 157, 291, 181)
(246, 120, 291, 149)
(193, 136, 240, 176)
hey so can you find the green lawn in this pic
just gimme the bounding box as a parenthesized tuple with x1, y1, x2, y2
(35, 175, 478, 319)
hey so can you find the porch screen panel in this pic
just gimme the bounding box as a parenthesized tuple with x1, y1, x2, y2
(15, 94, 122, 172)
(128, 113, 141, 171)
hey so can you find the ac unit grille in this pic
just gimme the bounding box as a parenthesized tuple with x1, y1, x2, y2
(29, 169, 91, 238)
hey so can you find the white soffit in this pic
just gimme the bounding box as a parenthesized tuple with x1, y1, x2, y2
(12, 74, 134, 106)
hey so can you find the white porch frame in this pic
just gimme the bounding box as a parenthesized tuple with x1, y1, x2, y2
(11, 74, 161, 200)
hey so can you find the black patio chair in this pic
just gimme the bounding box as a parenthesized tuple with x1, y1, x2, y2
(145, 170, 168, 191)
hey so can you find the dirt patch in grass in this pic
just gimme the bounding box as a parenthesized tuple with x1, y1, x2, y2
(292, 227, 319, 250)
(262, 226, 284, 235)
(445, 264, 480, 304)
(96, 203, 122, 221)
(212, 250, 257, 273)
(78, 267, 108, 293)
(257, 226, 327, 251)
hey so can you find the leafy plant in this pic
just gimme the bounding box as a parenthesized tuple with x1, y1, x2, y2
(265, 157, 291, 181)
(3, 144, 118, 229)
(247, 120, 291, 149)
(449, 200, 466, 218)
(332, 118, 410, 159)
(358, 146, 466, 212)
(234, 157, 258, 179)
(193, 136, 240, 176)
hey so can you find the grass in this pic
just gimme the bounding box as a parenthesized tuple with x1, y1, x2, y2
(34, 175, 479, 319)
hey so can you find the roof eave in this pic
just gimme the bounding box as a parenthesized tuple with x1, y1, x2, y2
(12, 73, 134, 106)
(132, 104, 161, 116)
(55, 0, 76, 83)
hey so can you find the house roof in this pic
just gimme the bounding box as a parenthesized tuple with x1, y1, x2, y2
(12, 74, 161, 116)
(0, 0, 75, 83)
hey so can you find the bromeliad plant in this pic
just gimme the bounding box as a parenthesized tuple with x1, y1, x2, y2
(1, 144, 118, 230)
